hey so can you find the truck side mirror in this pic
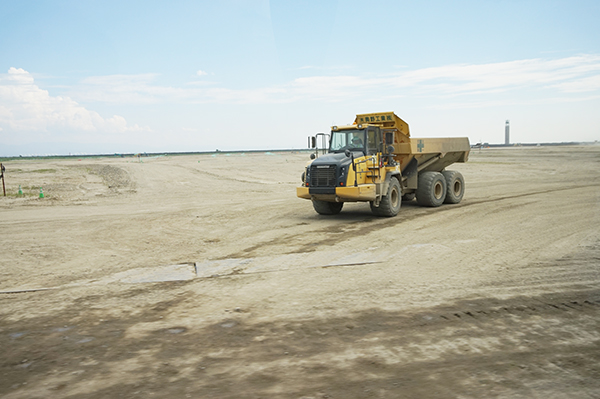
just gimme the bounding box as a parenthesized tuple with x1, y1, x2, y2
(308, 136, 316, 149)
(310, 153, 316, 160)
(387, 145, 394, 153)
(344, 149, 351, 158)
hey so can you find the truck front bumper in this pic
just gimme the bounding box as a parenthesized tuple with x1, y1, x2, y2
(296, 184, 377, 202)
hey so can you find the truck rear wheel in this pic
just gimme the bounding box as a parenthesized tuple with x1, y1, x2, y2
(371, 178, 401, 217)
(312, 200, 343, 215)
(442, 170, 464, 204)
(416, 172, 446, 207)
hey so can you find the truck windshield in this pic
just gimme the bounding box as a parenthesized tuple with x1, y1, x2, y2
(329, 129, 365, 152)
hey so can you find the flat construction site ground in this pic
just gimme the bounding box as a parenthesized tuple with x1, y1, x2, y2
(1, 146, 599, 398)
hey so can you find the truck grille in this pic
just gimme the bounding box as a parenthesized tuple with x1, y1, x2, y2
(310, 165, 336, 187)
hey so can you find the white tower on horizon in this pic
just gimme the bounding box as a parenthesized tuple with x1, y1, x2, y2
(505, 120, 510, 145)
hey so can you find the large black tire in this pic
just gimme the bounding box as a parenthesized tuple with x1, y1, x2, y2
(370, 178, 401, 217)
(312, 200, 343, 215)
(442, 170, 464, 204)
(416, 171, 446, 207)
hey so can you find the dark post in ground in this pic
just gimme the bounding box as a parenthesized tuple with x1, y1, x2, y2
(0, 163, 5, 196)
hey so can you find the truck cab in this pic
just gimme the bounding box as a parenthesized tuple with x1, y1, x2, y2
(298, 122, 402, 216)
(329, 126, 382, 156)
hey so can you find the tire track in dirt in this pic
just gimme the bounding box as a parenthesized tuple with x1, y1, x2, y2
(228, 184, 596, 257)
(2, 289, 599, 398)
(170, 163, 295, 186)
(479, 241, 600, 295)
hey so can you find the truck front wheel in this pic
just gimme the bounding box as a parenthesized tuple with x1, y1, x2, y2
(442, 170, 464, 204)
(312, 200, 343, 215)
(371, 178, 401, 217)
(416, 172, 446, 207)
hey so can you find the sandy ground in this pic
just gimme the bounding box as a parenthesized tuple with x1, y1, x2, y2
(1, 146, 599, 398)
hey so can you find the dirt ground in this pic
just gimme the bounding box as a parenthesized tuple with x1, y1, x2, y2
(1, 145, 599, 398)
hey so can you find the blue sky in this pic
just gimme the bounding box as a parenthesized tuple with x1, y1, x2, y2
(1, 0, 599, 155)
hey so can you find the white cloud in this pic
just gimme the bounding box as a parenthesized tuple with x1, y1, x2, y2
(196, 70, 208, 76)
(285, 55, 600, 104)
(77, 73, 168, 104)
(63, 55, 600, 107)
(0, 68, 149, 138)
(389, 55, 600, 96)
(549, 74, 600, 93)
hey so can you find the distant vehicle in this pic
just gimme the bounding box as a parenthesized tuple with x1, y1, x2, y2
(297, 112, 470, 217)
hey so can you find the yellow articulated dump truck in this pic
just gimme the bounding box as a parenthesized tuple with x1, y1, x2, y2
(297, 112, 470, 217)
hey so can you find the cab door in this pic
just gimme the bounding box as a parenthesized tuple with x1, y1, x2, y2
(366, 128, 382, 155)
(366, 128, 382, 182)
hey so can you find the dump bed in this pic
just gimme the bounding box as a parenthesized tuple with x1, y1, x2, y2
(355, 112, 470, 173)
(393, 137, 470, 173)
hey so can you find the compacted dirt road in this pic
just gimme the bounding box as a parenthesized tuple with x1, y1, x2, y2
(1, 146, 599, 398)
